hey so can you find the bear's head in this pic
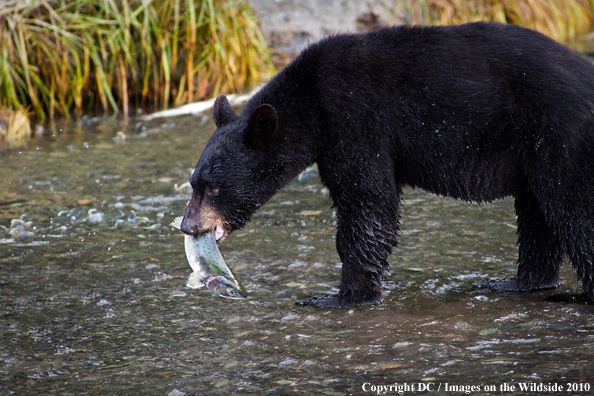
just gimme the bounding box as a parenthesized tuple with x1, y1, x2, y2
(180, 95, 281, 241)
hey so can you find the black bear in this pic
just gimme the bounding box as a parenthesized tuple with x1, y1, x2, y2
(180, 22, 594, 307)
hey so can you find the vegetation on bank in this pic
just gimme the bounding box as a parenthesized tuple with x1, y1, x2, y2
(0, 0, 273, 123)
(0, 108, 31, 144)
(394, 0, 594, 42)
(1, 0, 594, 144)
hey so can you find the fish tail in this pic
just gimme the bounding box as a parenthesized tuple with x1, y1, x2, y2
(170, 216, 184, 229)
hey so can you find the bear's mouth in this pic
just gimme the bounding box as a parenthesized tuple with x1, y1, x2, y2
(213, 221, 231, 243)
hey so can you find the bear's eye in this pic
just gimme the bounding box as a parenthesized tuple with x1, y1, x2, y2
(205, 185, 220, 196)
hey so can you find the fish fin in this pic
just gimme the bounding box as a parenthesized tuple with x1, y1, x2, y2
(170, 216, 184, 229)
(186, 272, 205, 289)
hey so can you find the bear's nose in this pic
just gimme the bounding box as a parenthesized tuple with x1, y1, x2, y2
(180, 217, 199, 235)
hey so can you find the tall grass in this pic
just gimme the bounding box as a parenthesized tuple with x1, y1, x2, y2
(0, 0, 274, 120)
(390, 0, 594, 42)
(2, 0, 592, 124)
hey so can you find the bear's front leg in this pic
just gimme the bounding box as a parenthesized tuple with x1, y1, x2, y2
(298, 196, 399, 308)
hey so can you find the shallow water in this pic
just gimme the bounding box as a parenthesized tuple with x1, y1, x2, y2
(1, 115, 592, 395)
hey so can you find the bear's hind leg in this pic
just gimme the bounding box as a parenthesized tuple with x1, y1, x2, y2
(513, 191, 564, 290)
(517, 176, 594, 301)
(486, 191, 563, 293)
(557, 216, 594, 302)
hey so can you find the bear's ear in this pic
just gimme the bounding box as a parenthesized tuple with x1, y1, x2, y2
(213, 95, 238, 127)
(244, 104, 278, 149)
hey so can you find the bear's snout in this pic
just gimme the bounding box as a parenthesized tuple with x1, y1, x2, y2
(180, 214, 228, 242)
(181, 194, 228, 241)
(180, 216, 200, 235)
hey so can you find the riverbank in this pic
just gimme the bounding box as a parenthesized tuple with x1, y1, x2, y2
(251, 0, 594, 63)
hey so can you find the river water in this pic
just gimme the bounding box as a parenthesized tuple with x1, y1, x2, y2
(1, 114, 592, 395)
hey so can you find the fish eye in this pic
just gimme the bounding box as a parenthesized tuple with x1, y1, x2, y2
(228, 289, 236, 296)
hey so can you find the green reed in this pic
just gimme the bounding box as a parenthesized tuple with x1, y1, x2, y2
(0, 0, 274, 120)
